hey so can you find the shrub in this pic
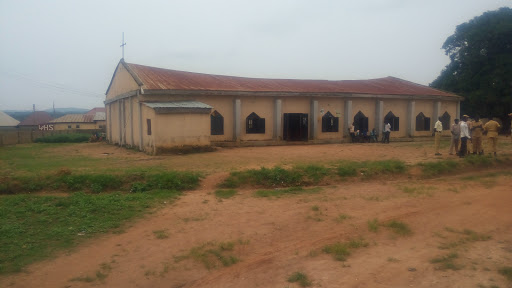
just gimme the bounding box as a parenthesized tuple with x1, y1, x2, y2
(34, 133, 90, 143)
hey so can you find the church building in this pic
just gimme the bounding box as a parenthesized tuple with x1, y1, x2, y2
(105, 59, 462, 154)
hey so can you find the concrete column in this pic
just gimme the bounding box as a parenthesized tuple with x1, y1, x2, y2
(130, 97, 134, 146)
(234, 99, 241, 141)
(456, 101, 461, 119)
(108, 104, 112, 142)
(273, 99, 282, 140)
(138, 100, 143, 151)
(118, 101, 122, 145)
(375, 100, 384, 134)
(310, 100, 318, 140)
(344, 100, 352, 137)
(407, 100, 415, 137)
(433, 100, 441, 123)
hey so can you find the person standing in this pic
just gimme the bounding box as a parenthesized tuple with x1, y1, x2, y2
(383, 121, 391, 144)
(434, 117, 443, 155)
(484, 116, 501, 156)
(470, 116, 484, 155)
(459, 116, 471, 157)
(349, 122, 356, 143)
(449, 119, 460, 155)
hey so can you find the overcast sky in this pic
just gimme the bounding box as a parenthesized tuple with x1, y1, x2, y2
(0, 0, 510, 111)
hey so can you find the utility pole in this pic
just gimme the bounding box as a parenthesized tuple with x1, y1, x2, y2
(120, 32, 127, 60)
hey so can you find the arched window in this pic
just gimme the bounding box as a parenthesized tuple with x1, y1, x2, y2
(415, 112, 431, 131)
(246, 112, 265, 134)
(441, 112, 451, 130)
(210, 110, 224, 135)
(322, 111, 339, 132)
(353, 111, 368, 133)
(384, 111, 399, 131)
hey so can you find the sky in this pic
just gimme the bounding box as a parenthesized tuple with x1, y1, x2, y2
(0, 0, 510, 111)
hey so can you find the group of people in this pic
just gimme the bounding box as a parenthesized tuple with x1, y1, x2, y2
(348, 121, 391, 143)
(440, 115, 502, 157)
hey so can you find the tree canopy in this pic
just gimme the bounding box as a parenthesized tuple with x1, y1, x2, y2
(430, 7, 512, 120)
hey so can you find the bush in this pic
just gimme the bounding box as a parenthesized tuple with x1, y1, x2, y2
(34, 134, 90, 143)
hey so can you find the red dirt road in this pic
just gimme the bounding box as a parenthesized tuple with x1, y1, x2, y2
(1, 141, 512, 288)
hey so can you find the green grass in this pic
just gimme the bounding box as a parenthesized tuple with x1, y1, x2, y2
(383, 220, 412, 236)
(498, 266, 512, 281)
(174, 241, 245, 270)
(287, 271, 312, 287)
(34, 133, 90, 143)
(0, 170, 201, 195)
(214, 189, 237, 199)
(322, 239, 369, 261)
(336, 160, 407, 178)
(153, 230, 169, 239)
(430, 252, 462, 270)
(253, 187, 321, 198)
(400, 185, 435, 197)
(0, 190, 181, 274)
(419, 160, 459, 177)
(368, 218, 379, 232)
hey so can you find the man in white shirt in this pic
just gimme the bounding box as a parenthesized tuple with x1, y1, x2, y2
(383, 121, 391, 143)
(459, 115, 471, 157)
(434, 117, 443, 155)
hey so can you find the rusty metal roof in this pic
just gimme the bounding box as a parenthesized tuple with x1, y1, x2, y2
(49, 114, 95, 123)
(122, 61, 459, 98)
(86, 107, 106, 115)
(18, 111, 53, 126)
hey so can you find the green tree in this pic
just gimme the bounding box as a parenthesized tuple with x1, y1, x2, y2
(431, 7, 512, 122)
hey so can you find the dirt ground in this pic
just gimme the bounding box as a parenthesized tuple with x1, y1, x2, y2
(2, 140, 512, 288)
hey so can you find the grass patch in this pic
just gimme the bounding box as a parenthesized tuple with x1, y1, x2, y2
(34, 133, 90, 143)
(153, 230, 169, 239)
(368, 218, 379, 232)
(336, 160, 407, 178)
(383, 220, 412, 236)
(430, 252, 462, 270)
(214, 189, 237, 199)
(438, 228, 491, 249)
(419, 160, 459, 177)
(253, 187, 321, 198)
(0, 170, 201, 195)
(287, 271, 312, 287)
(335, 213, 351, 223)
(174, 240, 246, 270)
(322, 238, 369, 261)
(0, 190, 181, 275)
(400, 185, 435, 197)
(498, 266, 512, 281)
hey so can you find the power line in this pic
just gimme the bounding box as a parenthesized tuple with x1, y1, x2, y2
(1, 71, 105, 99)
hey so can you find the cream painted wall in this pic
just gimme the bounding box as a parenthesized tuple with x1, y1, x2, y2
(317, 98, 344, 140)
(351, 98, 377, 131)
(141, 105, 156, 154)
(153, 113, 210, 150)
(383, 99, 408, 138)
(195, 95, 235, 142)
(106, 63, 140, 100)
(52, 122, 97, 130)
(240, 96, 274, 140)
(414, 100, 435, 137)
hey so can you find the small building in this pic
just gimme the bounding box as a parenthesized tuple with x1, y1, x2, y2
(49, 112, 106, 130)
(105, 59, 463, 154)
(0, 111, 20, 128)
(17, 111, 53, 130)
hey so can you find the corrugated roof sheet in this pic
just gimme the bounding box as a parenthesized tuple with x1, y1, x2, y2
(18, 111, 53, 126)
(49, 114, 95, 123)
(93, 112, 106, 121)
(86, 107, 106, 115)
(123, 61, 459, 98)
(0, 111, 20, 126)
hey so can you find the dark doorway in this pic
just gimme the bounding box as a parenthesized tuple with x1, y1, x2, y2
(353, 111, 369, 133)
(283, 113, 308, 141)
